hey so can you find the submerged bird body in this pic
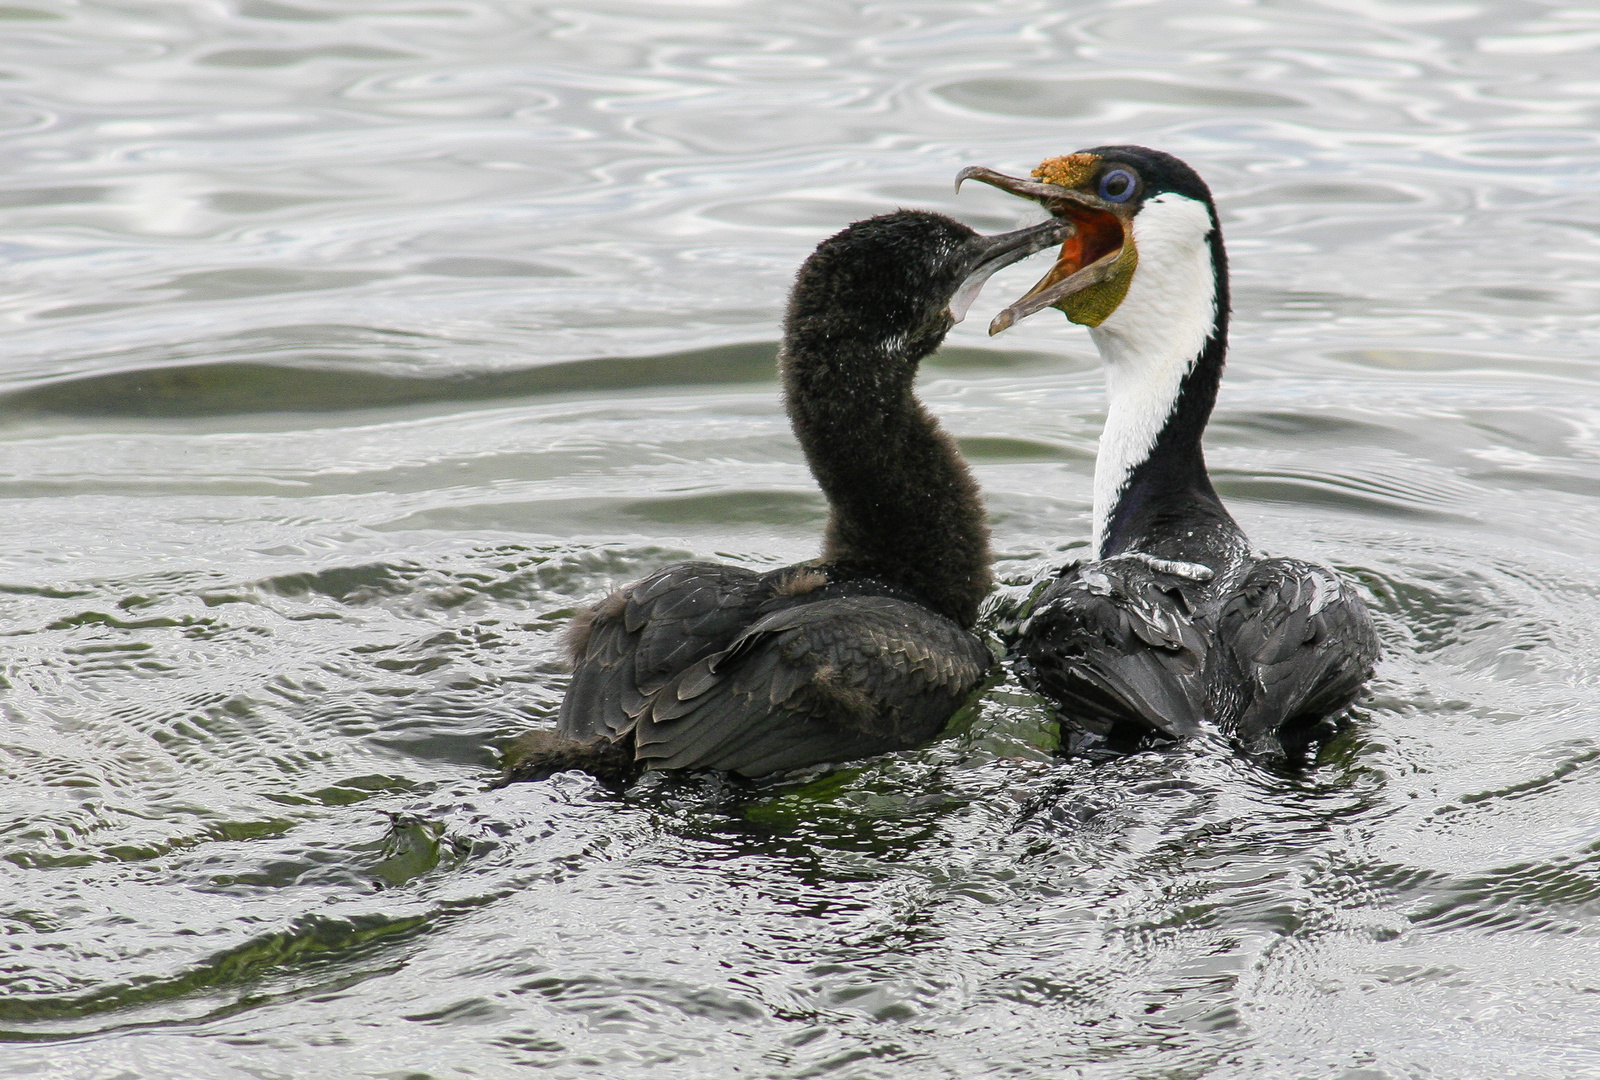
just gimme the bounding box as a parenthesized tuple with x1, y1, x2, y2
(505, 210, 1071, 783)
(962, 147, 1378, 757)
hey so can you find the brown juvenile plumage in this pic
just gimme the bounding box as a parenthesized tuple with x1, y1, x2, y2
(561, 589, 626, 666)
(502, 209, 1069, 784)
(771, 568, 829, 598)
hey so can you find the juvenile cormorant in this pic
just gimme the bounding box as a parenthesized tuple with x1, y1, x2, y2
(503, 209, 1073, 784)
(958, 147, 1380, 759)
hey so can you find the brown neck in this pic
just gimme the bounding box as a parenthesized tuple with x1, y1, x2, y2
(780, 331, 991, 627)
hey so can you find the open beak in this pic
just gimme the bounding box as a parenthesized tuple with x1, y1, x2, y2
(947, 216, 1077, 324)
(955, 166, 1133, 334)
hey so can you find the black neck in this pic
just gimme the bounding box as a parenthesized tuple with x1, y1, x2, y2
(781, 327, 991, 627)
(1102, 226, 1243, 562)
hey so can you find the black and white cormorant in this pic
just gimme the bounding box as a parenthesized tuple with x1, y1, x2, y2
(958, 146, 1380, 759)
(502, 209, 1073, 785)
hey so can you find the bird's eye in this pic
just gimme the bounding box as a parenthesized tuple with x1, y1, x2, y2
(1099, 168, 1136, 203)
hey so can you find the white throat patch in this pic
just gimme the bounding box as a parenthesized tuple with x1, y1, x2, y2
(1087, 192, 1218, 556)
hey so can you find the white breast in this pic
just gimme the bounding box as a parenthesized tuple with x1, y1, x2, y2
(1088, 192, 1218, 556)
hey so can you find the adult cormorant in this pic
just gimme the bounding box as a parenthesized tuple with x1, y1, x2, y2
(959, 146, 1379, 759)
(503, 209, 1072, 784)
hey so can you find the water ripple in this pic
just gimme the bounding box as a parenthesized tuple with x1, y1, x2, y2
(4, 1, 1600, 1077)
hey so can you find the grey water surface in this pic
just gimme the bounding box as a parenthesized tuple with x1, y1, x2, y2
(3, 1, 1600, 1077)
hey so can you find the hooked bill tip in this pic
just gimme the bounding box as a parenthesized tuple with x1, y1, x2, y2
(953, 164, 994, 194)
(988, 308, 1017, 336)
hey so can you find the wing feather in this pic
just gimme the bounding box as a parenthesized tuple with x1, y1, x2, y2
(1213, 558, 1380, 755)
(632, 596, 991, 776)
(558, 562, 764, 742)
(1016, 552, 1379, 756)
(1017, 562, 1207, 738)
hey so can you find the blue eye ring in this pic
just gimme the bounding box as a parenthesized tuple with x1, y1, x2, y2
(1099, 168, 1136, 203)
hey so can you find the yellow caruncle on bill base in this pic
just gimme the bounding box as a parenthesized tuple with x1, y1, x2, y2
(1032, 153, 1100, 189)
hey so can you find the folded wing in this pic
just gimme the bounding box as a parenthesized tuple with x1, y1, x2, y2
(561, 568, 991, 777)
(559, 562, 767, 742)
(1016, 561, 1208, 739)
(634, 595, 991, 776)
(1212, 558, 1380, 755)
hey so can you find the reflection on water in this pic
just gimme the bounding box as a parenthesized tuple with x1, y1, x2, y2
(3, 1, 1600, 1077)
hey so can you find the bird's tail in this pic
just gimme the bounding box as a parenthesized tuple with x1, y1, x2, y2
(495, 729, 640, 789)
